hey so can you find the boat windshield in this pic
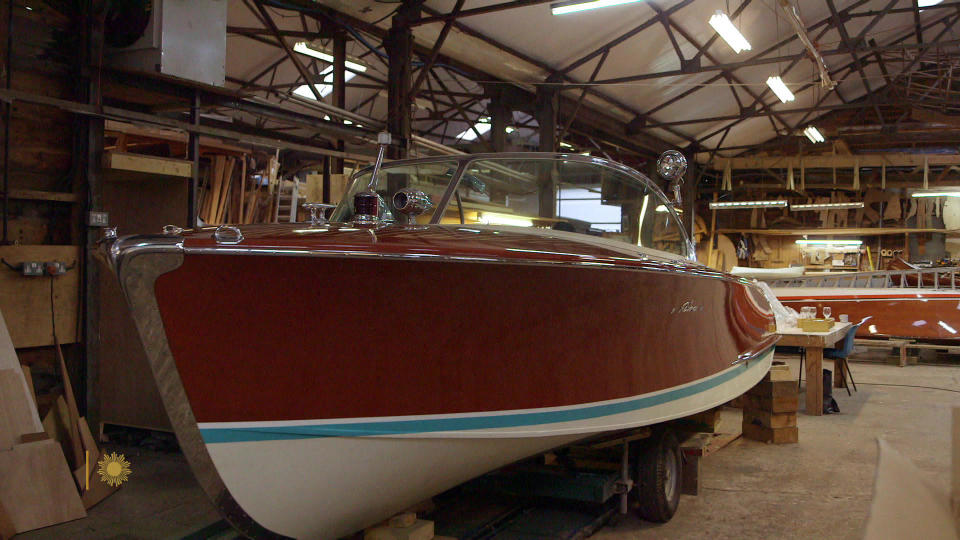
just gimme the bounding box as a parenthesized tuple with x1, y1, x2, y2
(330, 154, 691, 258)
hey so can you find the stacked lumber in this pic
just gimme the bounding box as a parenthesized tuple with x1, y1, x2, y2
(198, 154, 280, 225)
(741, 364, 799, 444)
(0, 308, 86, 537)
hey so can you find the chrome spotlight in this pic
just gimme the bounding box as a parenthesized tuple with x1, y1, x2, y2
(657, 150, 687, 181)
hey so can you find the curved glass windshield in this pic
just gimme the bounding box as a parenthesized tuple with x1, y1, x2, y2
(331, 155, 690, 258)
(329, 160, 460, 224)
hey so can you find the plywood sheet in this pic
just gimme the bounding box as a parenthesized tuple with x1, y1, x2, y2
(0, 246, 80, 348)
(0, 370, 38, 450)
(0, 440, 86, 533)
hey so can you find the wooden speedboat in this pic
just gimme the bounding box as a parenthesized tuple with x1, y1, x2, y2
(770, 262, 960, 341)
(101, 152, 777, 538)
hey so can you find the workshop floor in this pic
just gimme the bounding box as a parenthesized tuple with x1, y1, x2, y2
(18, 356, 960, 540)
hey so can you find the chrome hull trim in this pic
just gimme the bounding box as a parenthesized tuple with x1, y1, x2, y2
(101, 237, 287, 539)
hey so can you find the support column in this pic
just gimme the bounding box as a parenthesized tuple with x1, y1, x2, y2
(82, 0, 106, 424)
(187, 90, 200, 228)
(536, 85, 558, 218)
(489, 99, 511, 152)
(331, 29, 346, 175)
(385, 1, 422, 160)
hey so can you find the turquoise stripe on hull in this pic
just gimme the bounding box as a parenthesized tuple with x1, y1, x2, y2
(200, 347, 773, 443)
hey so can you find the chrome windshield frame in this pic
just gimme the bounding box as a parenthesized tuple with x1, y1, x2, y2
(344, 152, 695, 260)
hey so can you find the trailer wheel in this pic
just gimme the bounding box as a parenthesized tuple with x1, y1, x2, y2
(636, 429, 681, 522)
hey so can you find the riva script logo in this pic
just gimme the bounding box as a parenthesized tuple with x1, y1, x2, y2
(670, 301, 702, 314)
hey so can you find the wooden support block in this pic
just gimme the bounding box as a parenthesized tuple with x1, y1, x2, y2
(365, 519, 434, 540)
(747, 380, 798, 399)
(765, 364, 792, 382)
(675, 407, 722, 433)
(680, 454, 701, 496)
(0, 440, 86, 533)
(742, 423, 799, 444)
(388, 512, 417, 528)
(741, 394, 799, 413)
(743, 409, 797, 429)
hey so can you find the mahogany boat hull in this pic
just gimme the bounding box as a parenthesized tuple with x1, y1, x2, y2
(103, 224, 776, 538)
(775, 287, 960, 341)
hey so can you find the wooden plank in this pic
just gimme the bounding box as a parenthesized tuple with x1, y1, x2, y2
(0, 246, 80, 348)
(806, 346, 824, 416)
(20, 364, 35, 409)
(3, 189, 80, 203)
(0, 440, 86, 533)
(103, 151, 193, 178)
(0, 370, 38, 450)
(57, 346, 83, 471)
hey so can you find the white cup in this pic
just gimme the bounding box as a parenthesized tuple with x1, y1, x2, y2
(839, 314, 849, 323)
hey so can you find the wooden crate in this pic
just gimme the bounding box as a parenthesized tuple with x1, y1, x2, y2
(797, 318, 836, 332)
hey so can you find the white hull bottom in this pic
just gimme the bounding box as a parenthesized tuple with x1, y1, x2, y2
(202, 349, 773, 538)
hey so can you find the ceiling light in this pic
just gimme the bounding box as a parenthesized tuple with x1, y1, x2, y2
(293, 66, 356, 100)
(791, 202, 864, 211)
(560, 142, 575, 150)
(795, 239, 862, 246)
(766, 76, 795, 103)
(709, 10, 751, 54)
(551, 0, 644, 15)
(803, 126, 825, 143)
(911, 188, 960, 198)
(919, 0, 942, 7)
(293, 42, 367, 73)
(505, 126, 515, 133)
(709, 200, 787, 209)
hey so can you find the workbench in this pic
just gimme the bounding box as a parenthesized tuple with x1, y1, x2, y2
(777, 322, 852, 416)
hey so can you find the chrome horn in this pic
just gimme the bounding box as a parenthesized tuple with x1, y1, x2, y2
(656, 150, 687, 205)
(392, 188, 433, 223)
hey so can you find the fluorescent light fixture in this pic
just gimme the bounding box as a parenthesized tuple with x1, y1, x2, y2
(795, 239, 862, 246)
(766, 76, 795, 103)
(709, 200, 787, 209)
(790, 202, 864, 211)
(505, 126, 515, 134)
(551, 0, 643, 15)
(803, 126, 825, 143)
(293, 66, 356, 100)
(478, 212, 533, 227)
(655, 204, 681, 213)
(293, 42, 367, 72)
(919, 0, 942, 7)
(560, 142, 575, 150)
(709, 10, 751, 54)
(912, 188, 960, 198)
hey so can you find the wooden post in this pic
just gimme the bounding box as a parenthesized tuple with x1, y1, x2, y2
(806, 345, 824, 416)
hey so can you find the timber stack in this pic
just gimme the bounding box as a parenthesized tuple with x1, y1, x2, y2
(741, 364, 799, 444)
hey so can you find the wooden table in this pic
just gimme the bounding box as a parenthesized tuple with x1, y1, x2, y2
(777, 322, 852, 416)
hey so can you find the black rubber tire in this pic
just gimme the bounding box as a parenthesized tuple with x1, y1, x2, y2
(636, 429, 682, 522)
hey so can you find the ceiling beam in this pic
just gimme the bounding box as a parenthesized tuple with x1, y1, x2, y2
(411, 0, 555, 26)
(700, 154, 960, 170)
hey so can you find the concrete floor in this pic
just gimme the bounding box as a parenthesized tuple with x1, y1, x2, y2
(19, 356, 960, 540)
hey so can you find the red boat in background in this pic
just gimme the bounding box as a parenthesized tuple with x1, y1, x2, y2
(770, 260, 960, 341)
(101, 152, 777, 538)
